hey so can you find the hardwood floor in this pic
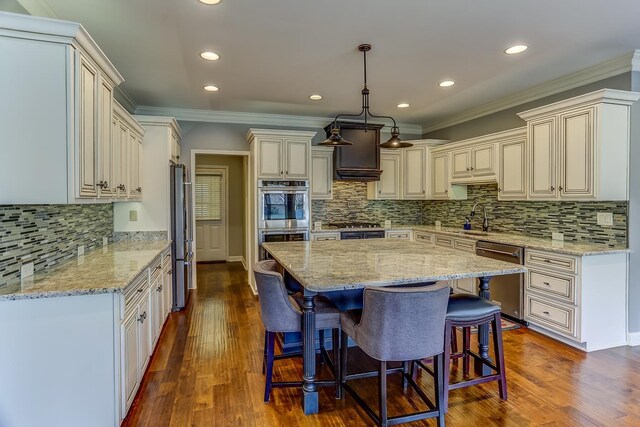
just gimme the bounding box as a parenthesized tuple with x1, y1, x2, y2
(122, 262, 640, 426)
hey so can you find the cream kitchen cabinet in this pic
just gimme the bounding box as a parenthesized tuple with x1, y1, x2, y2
(497, 128, 527, 200)
(430, 152, 467, 200)
(402, 144, 428, 199)
(0, 14, 124, 204)
(311, 146, 334, 199)
(170, 130, 181, 163)
(385, 229, 413, 239)
(311, 232, 341, 241)
(368, 150, 401, 199)
(113, 101, 144, 201)
(450, 144, 497, 183)
(518, 89, 640, 201)
(248, 129, 316, 180)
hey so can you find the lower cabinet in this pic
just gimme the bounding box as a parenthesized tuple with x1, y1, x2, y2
(385, 229, 413, 239)
(311, 232, 341, 241)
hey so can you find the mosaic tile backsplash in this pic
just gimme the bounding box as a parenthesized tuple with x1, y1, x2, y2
(312, 181, 423, 224)
(0, 204, 113, 286)
(423, 184, 627, 246)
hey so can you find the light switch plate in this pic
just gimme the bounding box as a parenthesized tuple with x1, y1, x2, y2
(384, 220, 392, 228)
(597, 212, 613, 226)
(21, 262, 34, 279)
(103, 237, 108, 246)
(129, 210, 138, 222)
(552, 232, 564, 241)
(77, 245, 85, 256)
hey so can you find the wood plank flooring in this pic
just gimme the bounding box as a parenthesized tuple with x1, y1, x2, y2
(122, 262, 640, 426)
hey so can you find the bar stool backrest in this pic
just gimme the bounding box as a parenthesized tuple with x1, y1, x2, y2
(357, 282, 450, 361)
(253, 260, 302, 333)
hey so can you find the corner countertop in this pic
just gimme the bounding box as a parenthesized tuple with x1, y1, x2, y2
(0, 240, 171, 301)
(311, 224, 628, 256)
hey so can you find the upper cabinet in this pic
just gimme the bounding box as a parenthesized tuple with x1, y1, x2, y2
(497, 129, 527, 200)
(0, 13, 126, 204)
(247, 129, 315, 180)
(440, 134, 499, 185)
(311, 147, 334, 200)
(113, 102, 144, 201)
(518, 89, 640, 201)
(402, 145, 428, 199)
(430, 152, 467, 200)
(368, 150, 402, 199)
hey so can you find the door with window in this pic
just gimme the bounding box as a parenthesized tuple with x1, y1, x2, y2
(195, 167, 227, 261)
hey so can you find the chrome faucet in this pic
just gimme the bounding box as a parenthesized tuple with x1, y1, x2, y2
(470, 203, 489, 232)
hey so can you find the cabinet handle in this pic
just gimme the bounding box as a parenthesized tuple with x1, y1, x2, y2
(466, 167, 469, 171)
(137, 187, 142, 193)
(445, 189, 448, 193)
(168, 270, 173, 275)
(559, 185, 563, 191)
(157, 285, 163, 292)
(118, 184, 126, 191)
(286, 171, 288, 174)
(137, 287, 144, 293)
(542, 311, 550, 316)
(498, 187, 502, 192)
(470, 167, 474, 171)
(156, 265, 162, 270)
(422, 190, 425, 193)
(176, 155, 180, 160)
(550, 186, 555, 191)
(543, 282, 551, 286)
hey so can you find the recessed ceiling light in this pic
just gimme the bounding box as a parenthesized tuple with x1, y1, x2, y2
(397, 103, 410, 108)
(198, 0, 221, 4)
(204, 85, 219, 92)
(439, 80, 455, 87)
(505, 45, 528, 55)
(309, 94, 323, 100)
(200, 51, 220, 61)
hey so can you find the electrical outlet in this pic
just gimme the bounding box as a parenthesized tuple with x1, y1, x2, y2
(21, 262, 34, 279)
(597, 212, 613, 226)
(103, 237, 108, 246)
(129, 210, 138, 221)
(77, 245, 85, 256)
(552, 232, 564, 241)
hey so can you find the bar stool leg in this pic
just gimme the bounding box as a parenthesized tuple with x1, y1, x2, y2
(434, 353, 446, 427)
(492, 312, 508, 400)
(340, 330, 348, 398)
(332, 328, 341, 399)
(264, 331, 275, 402)
(450, 326, 458, 365)
(443, 319, 452, 412)
(379, 360, 388, 427)
(462, 326, 471, 376)
(401, 361, 409, 388)
(319, 329, 326, 365)
(262, 330, 268, 375)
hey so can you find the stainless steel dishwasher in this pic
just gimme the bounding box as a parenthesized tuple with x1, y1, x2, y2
(475, 241, 525, 322)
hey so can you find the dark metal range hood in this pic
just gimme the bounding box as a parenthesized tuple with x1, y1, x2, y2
(324, 121, 383, 181)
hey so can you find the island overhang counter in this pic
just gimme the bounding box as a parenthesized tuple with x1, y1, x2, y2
(261, 239, 528, 415)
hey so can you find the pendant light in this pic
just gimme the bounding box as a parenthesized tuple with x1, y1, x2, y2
(320, 44, 411, 149)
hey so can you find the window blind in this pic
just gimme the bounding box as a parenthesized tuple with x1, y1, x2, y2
(195, 173, 222, 220)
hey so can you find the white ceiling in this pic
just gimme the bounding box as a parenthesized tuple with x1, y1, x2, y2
(15, 0, 640, 128)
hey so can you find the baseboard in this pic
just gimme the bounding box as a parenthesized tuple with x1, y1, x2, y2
(227, 256, 243, 262)
(627, 332, 640, 346)
(241, 257, 247, 270)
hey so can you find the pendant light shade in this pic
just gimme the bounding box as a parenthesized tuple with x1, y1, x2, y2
(380, 127, 412, 149)
(324, 44, 411, 149)
(319, 127, 352, 146)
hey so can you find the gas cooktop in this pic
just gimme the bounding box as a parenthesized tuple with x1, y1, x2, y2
(328, 222, 382, 229)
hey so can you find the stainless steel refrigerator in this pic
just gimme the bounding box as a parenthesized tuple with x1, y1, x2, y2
(170, 164, 193, 310)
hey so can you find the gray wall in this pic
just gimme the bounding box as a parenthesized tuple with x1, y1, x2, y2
(424, 73, 632, 141)
(0, 0, 29, 14)
(0, 204, 113, 287)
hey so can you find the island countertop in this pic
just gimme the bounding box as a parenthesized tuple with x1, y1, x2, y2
(0, 240, 171, 301)
(263, 239, 527, 293)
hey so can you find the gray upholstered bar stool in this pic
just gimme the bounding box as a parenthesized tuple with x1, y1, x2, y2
(340, 282, 450, 427)
(417, 293, 507, 410)
(253, 260, 341, 403)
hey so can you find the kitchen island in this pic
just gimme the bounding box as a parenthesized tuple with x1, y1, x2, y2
(262, 238, 527, 415)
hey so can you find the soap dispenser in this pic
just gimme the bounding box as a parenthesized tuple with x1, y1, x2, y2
(463, 216, 472, 230)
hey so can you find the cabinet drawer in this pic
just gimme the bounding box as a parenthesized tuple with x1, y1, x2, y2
(414, 232, 435, 245)
(453, 238, 476, 253)
(124, 272, 149, 316)
(386, 230, 412, 239)
(527, 270, 576, 304)
(435, 235, 454, 248)
(313, 233, 340, 241)
(150, 256, 162, 280)
(525, 250, 578, 274)
(525, 294, 577, 338)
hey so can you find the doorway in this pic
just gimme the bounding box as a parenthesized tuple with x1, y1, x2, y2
(195, 166, 228, 262)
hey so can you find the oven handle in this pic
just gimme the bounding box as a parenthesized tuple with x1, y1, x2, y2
(476, 247, 520, 258)
(259, 189, 309, 194)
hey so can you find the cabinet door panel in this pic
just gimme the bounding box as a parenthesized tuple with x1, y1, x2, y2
(98, 80, 113, 198)
(499, 139, 526, 199)
(118, 124, 129, 198)
(432, 154, 449, 199)
(451, 150, 471, 178)
(311, 152, 332, 199)
(529, 118, 557, 198)
(258, 139, 283, 178)
(285, 139, 309, 178)
(128, 133, 139, 198)
(137, 293, 151, 377)
(377, 152, 401, 199)
(78, 57, 98, 198)
(472, 145, 495, 176)
(403, 146, 426, 199)
(560, 108, 594, 198)
(122, 310, 139, 412)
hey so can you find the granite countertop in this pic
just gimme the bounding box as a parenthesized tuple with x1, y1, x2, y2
(0, 240, 171, 301)
(311, 224, 629, 256)
(262, 239, 526, 293)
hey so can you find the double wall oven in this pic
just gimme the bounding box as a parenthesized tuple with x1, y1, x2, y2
(258, 180, 310, 259)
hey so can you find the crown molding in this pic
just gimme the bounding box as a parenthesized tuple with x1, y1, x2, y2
(114, 86, 138, 114)
(133, 105, 424, 135)
(16, 0, 59, 18)
(422, 50, 640, 133)
(134, 115, 183, 139)
(430, 127, 526, 153)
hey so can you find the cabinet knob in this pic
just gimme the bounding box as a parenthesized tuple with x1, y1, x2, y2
(422, 190, 425, 194)
(286, 171, 288, 174)
(550, 186, 555, 191)
(470, 167, 474, 171)
(177, 155, 180, 160)
(137, 187, 142, 193)
(498, 187, 502, 192)
(466, 168, 469, 171)
(559, 185, 563, 191)
(445, 189, 448, 193)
